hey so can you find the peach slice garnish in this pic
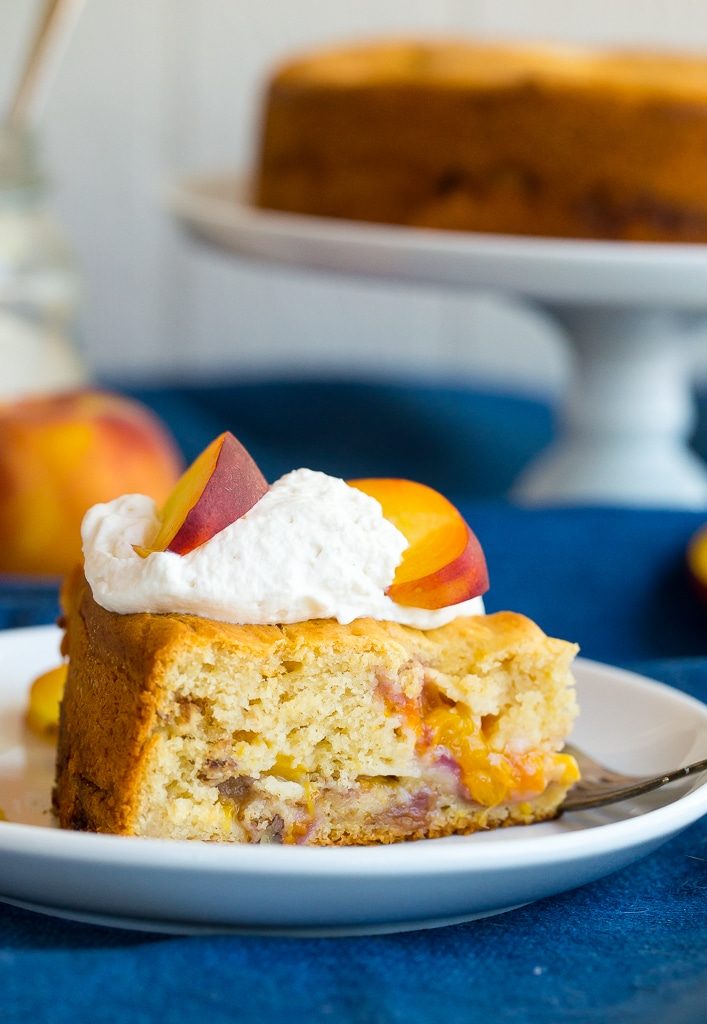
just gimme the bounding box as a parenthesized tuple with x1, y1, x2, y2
(135, 431, 268, 557)
(687, 524, 707, 607)
(27, 663, 67, 737)
(348, 478, 488, 609)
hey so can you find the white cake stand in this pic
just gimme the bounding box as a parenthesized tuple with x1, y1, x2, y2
(170, 175, 707, 508)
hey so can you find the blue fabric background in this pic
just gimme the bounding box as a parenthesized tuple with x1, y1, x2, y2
(1, 381, 706, 1023)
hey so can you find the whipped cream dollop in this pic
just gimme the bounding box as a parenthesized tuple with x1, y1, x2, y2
(82, 468, 485, 629)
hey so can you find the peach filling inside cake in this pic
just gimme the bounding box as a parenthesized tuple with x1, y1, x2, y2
(138, 648, 578, 845)
(413, 689, 578, 808)
(54, 575, 578, 845)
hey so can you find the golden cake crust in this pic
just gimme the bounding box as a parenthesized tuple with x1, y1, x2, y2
(255, 37, 707, 241)
(55, 571, 578, 844)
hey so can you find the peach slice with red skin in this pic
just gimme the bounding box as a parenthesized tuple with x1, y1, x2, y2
(136, 431, 268, 557)
(27, 663, 67, 737)
(348, 478, 489, 609)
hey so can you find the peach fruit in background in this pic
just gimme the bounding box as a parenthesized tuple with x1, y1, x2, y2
(0, 390, 183, 576)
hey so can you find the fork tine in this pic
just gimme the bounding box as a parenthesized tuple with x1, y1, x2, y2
(560, 749, 707, 813)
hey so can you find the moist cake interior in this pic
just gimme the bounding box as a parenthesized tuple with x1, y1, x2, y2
(55, 575, 578, 844)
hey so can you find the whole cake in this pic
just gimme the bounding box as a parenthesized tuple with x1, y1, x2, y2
(255, 38, 707, 241)
(53, 433, 579, 844)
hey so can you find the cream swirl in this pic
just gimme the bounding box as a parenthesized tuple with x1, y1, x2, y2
(82, 468, 485, 628)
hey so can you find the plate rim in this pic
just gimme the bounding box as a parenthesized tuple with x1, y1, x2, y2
(0, 624, 706, 877)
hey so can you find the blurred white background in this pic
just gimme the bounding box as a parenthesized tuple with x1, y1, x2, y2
(2, 0, 707, 393)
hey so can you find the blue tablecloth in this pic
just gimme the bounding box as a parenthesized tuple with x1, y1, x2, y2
(2, 381, 706, 1023)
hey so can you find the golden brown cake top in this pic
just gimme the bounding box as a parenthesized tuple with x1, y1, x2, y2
(271, 37, 707, 100)
(63, 569, 575, 691)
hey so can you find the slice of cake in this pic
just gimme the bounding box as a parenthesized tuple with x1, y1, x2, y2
(55, 575, 577, 843)
(52, 432, 579, 844)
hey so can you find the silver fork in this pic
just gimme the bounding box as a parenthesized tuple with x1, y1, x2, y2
(560, 744, 707, 812)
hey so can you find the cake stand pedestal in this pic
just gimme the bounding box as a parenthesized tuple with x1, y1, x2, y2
(513, 307, 706, 505)
(170, 175, 707, 508)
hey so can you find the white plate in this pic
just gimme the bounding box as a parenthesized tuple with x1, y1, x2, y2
(1, 625, 706, 936)
(170, 175, 707, 308)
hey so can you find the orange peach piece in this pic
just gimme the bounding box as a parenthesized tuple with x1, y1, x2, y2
(687, 524, 707, 606)
(26, 663, 67, 737)
(0, 390, 183, 576)
(136, 431, 268, 557)
(349, 478, 489, 609)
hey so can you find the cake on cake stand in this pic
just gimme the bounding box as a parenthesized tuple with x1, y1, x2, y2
(170, 175, 707, 509)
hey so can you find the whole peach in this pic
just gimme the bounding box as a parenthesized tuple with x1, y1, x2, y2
(0, 390, 183, 575)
